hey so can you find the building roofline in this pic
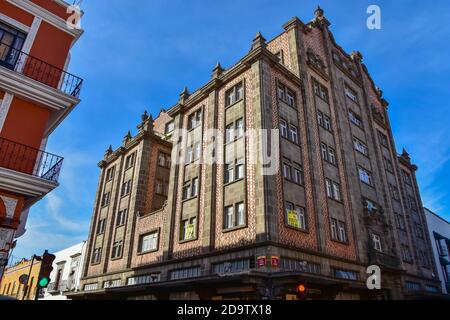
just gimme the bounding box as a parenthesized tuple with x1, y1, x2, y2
(424, 207, 450, 225)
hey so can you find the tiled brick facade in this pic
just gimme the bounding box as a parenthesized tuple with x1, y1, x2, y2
(77, 9, 441, 300)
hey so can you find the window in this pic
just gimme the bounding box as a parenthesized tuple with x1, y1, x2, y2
(106, 167, 115, 181)
(321, 143, 336, 165)
(280, 119, 288, 138)
(127, 274, 160, 286)
(116, 209, 128, 226)
(358, 167, 373, 186)
(181, 217, 197, 241)
(275, 50, 284, 64)
(101, 192, 111, 207)
(313, 79, 329, 103)
(289, 124, 299, 144)
(155, 179, 168, 196)
(349, 110, 362, 127)
(331, 219, 347, 243)
(283, 163, 291, 180)
(353, 138, 368, 156)
(317, 111, 332, 131)
(225, 163, 234, 184)
(111, 241, 123, 259)
(225, 123, 234, 143)
(390, 184, 400, 201)
(415, 223, 425, 240)
(408, 196, 418, 212)
(158, 152, 171, 168)
(138, 231, 159, 253)
(125, 153, 136, 169)
(213, 259, 253, 274)
(91, 248, 102, 264)
(236, 118, 244, 139)
(97, 219, 106, 235)
(182, 177, 198, 200)
(225, 83, 244, 107)
(193, 142, 201, 161)
(405, 281, 420, 292)
(344, 85, 358, 103)
(165, 121, 175, 135)
(182, 181, 191, 200)
(169, 267, 201, 281)
(378, 131, 389, 147)
(317, 111, 324, 127)
(403, 170, 412, 185)
(401, 245, 412, 262)
(420, 251, 429, 268)
(235, 158, 245, 180)
(285, 202, 307, 231)
(384, 157, 394, 173)
(394, 212, 406, 230)
(0, 22, 26, 68)
(332, 268, 359, 281)
(278, 83, 296, 107)
(326, 179, 341, 201)
(188, 109, 202, 130)
(282, 259, 321, 274)
(121, 180, 132, 197)
(224, 202, 246, 230)
(293, 167, 303, 185)
(371, 234, 382, 252)
(191, 177, 199, 197)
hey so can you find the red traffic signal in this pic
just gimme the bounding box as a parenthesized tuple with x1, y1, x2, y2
(296, 282, 308, 299)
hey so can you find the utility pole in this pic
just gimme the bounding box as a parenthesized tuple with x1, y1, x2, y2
(22, 255, 36, 300)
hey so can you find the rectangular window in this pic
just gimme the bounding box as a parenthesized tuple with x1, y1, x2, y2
(280, 119, 288, 138)
(138, 231, 159, 253)
(353, 138, 368, 156)
(372, 234, 382, 252)
(188, 110, 202, 130)
(333, 182, 342, 201)
(91, 248, 102, 264)
(226, 83, 244, 107)
(344, 85, 358, 103)
(321, 143, 329, 162)
(121, 180, 132, 197)
(293, 166, 303, 185)
(328, 147, 336, 165)
(330, 219, 338, 241)
(165, 121, 175, 135)
(181, 217, 197, 241)
(278, 83, 296, 107)
(394, 212, 406, 230)
(401, 245, 412, 262)
(169, 267, 201, 281)
(390, 184, 400, 201)
(111, 241, 123, 259)
(125, 153, 136, 169)
(313, 79, 329, 103)
(403, 170, 412, 185)
(191, 177, 199, 198)
(349, 110, 362, 127)
(185, 146, 193, 164)
(116, 209, 128, 226)
(235, 118, 244, 139)
(225, 163, 234, 184)
(97, 219, 106, 235)
(415, 223, 425, 239)
(289, 124, 299, 144)
(317, 111, 324, 127)
(225, 123, 234, 144)
(358, 167, 373, 186)
(106, 167, 115, 181)
(384, 157, 394, 173)
(158, 152, 171, 168)
(338, 221, 347, 242)
(408, 196, 418, 212)
(182, 181, 191, 200)
(378, 131, 389, 147)
(193, 142, 201, 161)
(323, 115, 332, 131)
(224, 202, 246, 230)
(0, 22, 26, 68)
(235, 158, 245, 180)
(101, 192, 111, 207)
(286, 202, 307, 231)
(283, 163, 291, 180)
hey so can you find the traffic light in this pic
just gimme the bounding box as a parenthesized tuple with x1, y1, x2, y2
(296, 282, 308, 299)
(38, 250, 56, 289)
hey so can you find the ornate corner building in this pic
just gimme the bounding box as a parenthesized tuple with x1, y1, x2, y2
(0, 0, 83, 279)
(73, 8, 441, 300)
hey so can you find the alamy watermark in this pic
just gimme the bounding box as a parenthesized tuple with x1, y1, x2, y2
(367, 5, 382, 30)
(66, 4, 82, 30)
(367, 265, 382, 290)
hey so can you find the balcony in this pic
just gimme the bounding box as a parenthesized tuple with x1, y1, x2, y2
(0, 137, 63, 183)
(0, 41, 83, 97)
(368, 250, 402, 270)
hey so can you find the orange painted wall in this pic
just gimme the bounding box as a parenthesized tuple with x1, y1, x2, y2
(0, 97, 50, 149)
(29, 21, 73, 70)
(0, 2, 34, 27)
(31, 0, 72, 20)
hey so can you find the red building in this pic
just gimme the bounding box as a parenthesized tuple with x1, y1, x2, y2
(0, 0, 83, 279)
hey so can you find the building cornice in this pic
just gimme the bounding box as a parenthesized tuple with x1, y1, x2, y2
(0, 167, 58, 198)
(7, 0, 84, 42)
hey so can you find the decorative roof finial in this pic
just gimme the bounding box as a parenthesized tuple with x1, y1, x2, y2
(212, 62, 224, 78)
(251, 32, 267, 50)
(179, 86, 190, 104)
(105, 145, 113, 157)
(315, 5, 324, 18)
(123, 131, 132, 143)
(351, 50, 363, 63)
(141, 110, 149, 122)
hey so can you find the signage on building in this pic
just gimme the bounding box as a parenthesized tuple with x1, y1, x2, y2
(271, 256, 280, 268)
(185, 224, 195, 239)
(287, 210, 299, 228)
(257, 256, 267, 267)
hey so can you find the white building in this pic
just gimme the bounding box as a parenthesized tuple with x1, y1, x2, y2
(40, 242, 87, 300)
(424, 208, 450, 295)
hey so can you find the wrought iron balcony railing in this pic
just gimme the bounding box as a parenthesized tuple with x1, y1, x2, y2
(0, 41, 83, 97)
(0, 137, 63, 183)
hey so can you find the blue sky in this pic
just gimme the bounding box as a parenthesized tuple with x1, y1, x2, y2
(10, 0, 450, 260)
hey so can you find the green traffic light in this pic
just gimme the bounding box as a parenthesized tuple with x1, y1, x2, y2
(38, 277, 50, 288)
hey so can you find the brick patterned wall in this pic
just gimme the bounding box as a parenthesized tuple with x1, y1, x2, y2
(270, 69, 318, 251)
(171, 99, 208, 259)
(154, 111, 173, 135)
(267, 32, 293, 70)
(215, 71, 257, 250)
